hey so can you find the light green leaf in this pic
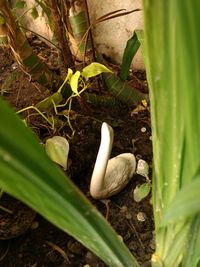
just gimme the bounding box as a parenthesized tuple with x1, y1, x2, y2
(58, 68, 73, 93)
(31, 7, 39, 19)
(82, 62, 112, 79)
(70, 71, 80, 95)
(163, 176, 200, 225)
(0, 97, 139, 267)
(133, 182, 151, 202)
(45, 136, 69, 170)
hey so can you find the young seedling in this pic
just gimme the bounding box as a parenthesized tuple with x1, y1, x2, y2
(133, 159, 151, 202)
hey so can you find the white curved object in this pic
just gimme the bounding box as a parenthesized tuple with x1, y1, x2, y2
(90, 122, 136, 199)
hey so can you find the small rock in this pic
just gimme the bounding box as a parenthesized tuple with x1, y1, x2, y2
(137, 212, 147, 222)
(141, 127, 147, 133)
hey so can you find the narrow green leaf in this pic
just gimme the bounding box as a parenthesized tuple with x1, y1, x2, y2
(82, 62, 112, 79)
(183, 215, 200, 267)
(163, 176, 200, 224)
(0, 97, 139, 267)
(143, 1, 200, 265)
(70, 71, 80, 95)
(120, 31, 141, 81)
(58, 68, 73, 93)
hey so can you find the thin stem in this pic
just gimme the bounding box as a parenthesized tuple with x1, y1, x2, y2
(0, 205, 13, 214)
(17, 106, 54, 128)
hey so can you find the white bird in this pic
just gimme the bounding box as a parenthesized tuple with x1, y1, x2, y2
(90, 122, 136, 199)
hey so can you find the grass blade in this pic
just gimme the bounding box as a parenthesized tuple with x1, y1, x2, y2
(183, 215, 200, 267)
(143, 1, 200, 265)
(163, 176, 200, 224)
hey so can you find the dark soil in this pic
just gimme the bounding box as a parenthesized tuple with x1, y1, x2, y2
(0, 36, 154, 267)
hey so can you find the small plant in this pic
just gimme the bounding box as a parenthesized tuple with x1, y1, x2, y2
(17, 62, 112, 137)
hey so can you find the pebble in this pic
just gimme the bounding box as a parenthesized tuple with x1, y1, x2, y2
(141, 127, 147, 133)
(137, 212, 147, 222)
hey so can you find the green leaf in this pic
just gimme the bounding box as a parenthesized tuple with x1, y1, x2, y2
(97, 54, 147, 106)
(102, 71, 146, 106)
(58, 68, 73, 93)
(163, 176, 200, 224)
(133, 182, 151, 202)
(120, 31, 141, 81)
(35, 92, 63, 112)
(14, 0, 26, 9)
(0, 97, 139, 267)
(70, 71, 80, 95)
(143, 1, 200, 265)
(31, 7, 39, 20)
(82, 62, 112, 79)
(45, 136, 69, 170)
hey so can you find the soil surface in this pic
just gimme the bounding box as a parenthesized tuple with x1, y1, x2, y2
(0, 36, 154, 267)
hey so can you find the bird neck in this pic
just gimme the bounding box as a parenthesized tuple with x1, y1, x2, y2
(90, 123, 114, 199)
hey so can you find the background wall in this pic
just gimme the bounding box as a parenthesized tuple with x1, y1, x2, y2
(87, 0, 144, 69)
(15, 0, 144, 70)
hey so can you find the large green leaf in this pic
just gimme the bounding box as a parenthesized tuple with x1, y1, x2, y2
(0, 97, 139, 267)
(143, 1, 200, 266)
